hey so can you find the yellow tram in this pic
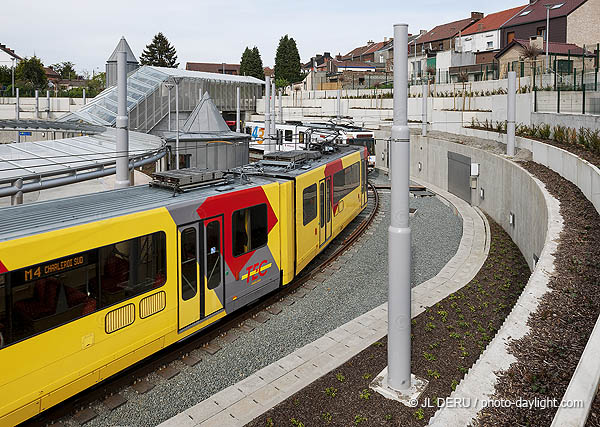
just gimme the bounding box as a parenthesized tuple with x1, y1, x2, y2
(0, 146, 367, 425)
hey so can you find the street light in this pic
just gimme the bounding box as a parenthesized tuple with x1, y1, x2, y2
(169, 76, 183, 169)
(544, 4, 553, 72)
(11, 57, 15, 97)
(164, 82, 174, 132)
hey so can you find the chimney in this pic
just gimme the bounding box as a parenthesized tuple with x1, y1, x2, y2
(471, 11, 484, 20)
(336, 54, 342, 60)
(367, 40, 374, 45)
(530, 35, 544, 50)
(384, 36, 388, 42)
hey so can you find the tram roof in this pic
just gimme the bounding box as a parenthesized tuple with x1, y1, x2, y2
(0, 176, 274, 242)
(0, 146, 361, 242)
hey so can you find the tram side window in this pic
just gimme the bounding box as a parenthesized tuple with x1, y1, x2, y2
(98, 232, 167, 306)
(333, 163, 360, 205)
(2, 231, 166, 348)
(303, 184, 317, 225)
(285, 130, 293, 142)
(232, 204, 268, 257)
(299, 132, 305, 145)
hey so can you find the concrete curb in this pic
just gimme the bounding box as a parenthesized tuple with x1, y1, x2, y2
(158, 181, 490, 427)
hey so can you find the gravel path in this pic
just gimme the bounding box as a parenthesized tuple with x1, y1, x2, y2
(73, 187, 462, 427)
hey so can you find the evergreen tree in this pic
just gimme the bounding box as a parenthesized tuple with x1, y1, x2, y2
(15, 56, 48, 90)
(274, 35, 302, 86)
(140, 33, 179, 68)
(240, 46, 264, 80)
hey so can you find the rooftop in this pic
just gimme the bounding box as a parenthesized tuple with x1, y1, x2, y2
(501, 0, 587, 27)
(495, 38, 592, 57)
(462, 5, 528, 35)
(417, 17, 479, 44)
(0, 43, 21, 61)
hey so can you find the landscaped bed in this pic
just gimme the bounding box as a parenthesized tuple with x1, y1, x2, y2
(475, 162, 600, 427)
(247, 216, 530, 426)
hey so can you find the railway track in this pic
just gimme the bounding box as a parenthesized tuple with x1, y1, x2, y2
(28, 183, 380, 427)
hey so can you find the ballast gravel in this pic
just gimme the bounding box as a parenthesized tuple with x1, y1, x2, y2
(73, 185, 463, 427)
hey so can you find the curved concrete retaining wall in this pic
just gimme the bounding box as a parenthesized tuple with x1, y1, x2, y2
(410, 135, 547, 271)
(426, 127, 600, 426)
(409, 134, 562, 426)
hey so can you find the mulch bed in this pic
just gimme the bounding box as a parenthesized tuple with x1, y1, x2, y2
(247, 217, 530, 427)
(476, 162, 600, 427)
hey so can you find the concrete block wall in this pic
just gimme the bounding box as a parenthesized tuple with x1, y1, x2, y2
(531, 111, 600, 133)
(409, 135, 547, 271)
(0, 97, 88, 120)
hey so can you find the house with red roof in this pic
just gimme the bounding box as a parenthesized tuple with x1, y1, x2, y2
(499, 0, 600, 50)
(494, 36, 596, 78)
(459, 5, 528, 53)
(408, 12, 483, 83)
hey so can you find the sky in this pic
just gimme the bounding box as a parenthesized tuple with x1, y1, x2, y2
(3, 0, 527, 75)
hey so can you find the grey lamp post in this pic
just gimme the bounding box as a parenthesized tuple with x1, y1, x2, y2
(544, 4, 553, 72)
(170, 77, 183, 169)
(165, 82, 174, 132)
(11, 57, 15, 97)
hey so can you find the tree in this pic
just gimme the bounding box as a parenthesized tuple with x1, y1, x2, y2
(15, 56, 47, 90)
(521, 44, 542, 76)
(240, 46, 264, 80)
(140, 33, 179, 68)
(87, 72, 106, 97)
(0, 65, 11, 87)
(274, 35, 302, 86)
(51, 61, 77, 80)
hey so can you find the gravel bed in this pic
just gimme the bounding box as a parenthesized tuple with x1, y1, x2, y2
(70, 189, 462, 427)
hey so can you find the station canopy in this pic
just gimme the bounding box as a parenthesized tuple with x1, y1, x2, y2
(58, 66, 264, 128)
(0, 126, 164, 183)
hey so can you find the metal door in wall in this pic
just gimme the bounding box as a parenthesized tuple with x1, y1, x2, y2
(448, 151, 471, 204)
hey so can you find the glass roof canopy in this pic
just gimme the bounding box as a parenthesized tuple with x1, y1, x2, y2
(59, 66, 265, 131)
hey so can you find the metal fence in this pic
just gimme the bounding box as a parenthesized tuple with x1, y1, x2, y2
(534, 69, 600, 115)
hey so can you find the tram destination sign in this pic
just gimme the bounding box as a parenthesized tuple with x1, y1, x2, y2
(19, 252, 89, 283)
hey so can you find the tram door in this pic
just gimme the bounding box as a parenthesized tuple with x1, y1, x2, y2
(178, 224, 202, 330)
(203, 216, 224, 317)
(319, 177, 332, 247)
(178, 216, 225, 331)
(361, 159, 367, 207)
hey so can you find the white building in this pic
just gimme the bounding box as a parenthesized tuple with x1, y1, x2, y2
(457, 5, 527, 53)
(0, 43, 21, 69)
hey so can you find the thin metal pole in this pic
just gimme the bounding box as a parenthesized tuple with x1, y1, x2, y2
(271, 80, 276, 140)
(507, 71, 516, 157)
(337, 88, 341, 120)
(35, 90, 39, 119)
(46, 90, 50, 117)
(83, 88, 86, 105)
(115, 49, 130, 188)
(545, 6, 551, 71)
(421, 83, 427, 136)
(278, 90, 283, 125)
(175, 82, 180, 169)
(265, 76, 271, 153)
(167, 87, 172, 131)
(388, 23, 412, 392)
(236, 86, 241, 133)
(15, 88, 20, 143)
(11, 58, 15, 97)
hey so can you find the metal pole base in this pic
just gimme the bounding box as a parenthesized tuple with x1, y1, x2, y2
(371, 368, 429, 406)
